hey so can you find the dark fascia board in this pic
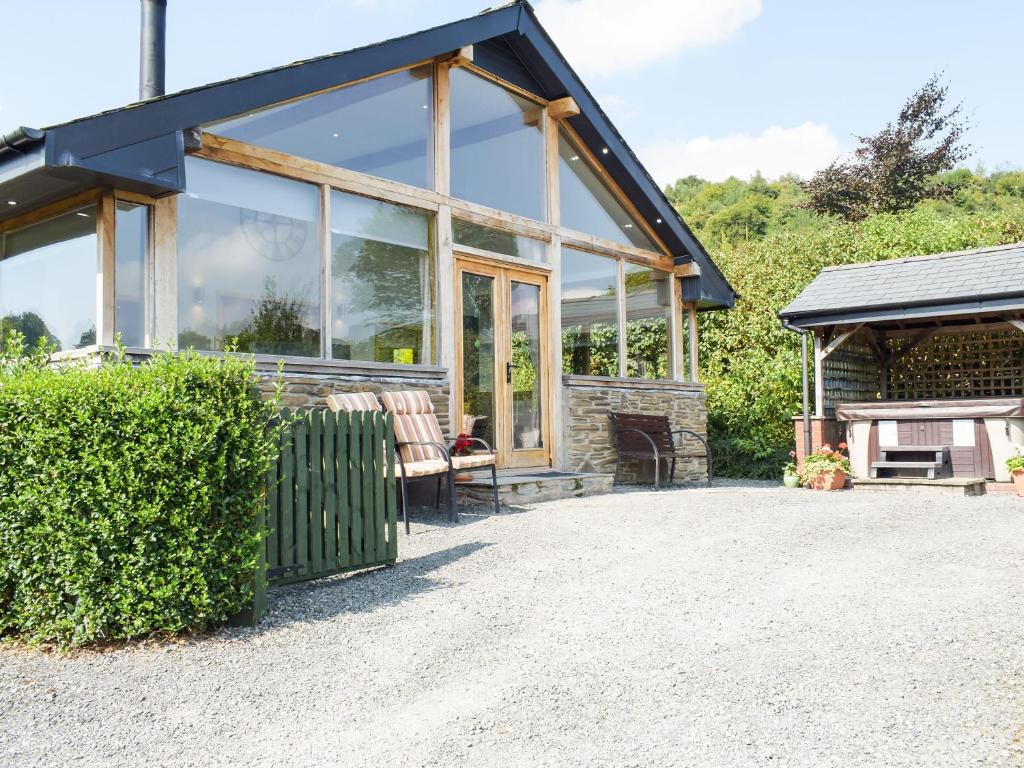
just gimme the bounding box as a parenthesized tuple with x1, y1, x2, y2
(780, 294, 1024, 329)
(512, 6, 736, 309)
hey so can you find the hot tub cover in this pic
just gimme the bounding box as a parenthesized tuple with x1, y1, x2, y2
(835, 397, 1024, 421)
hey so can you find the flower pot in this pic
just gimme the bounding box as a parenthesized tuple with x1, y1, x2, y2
(453, 471, 474, 482)
(1012, 469, 1024, 497)
(809, 468, 846, 491)
(783, 474, 800, 489)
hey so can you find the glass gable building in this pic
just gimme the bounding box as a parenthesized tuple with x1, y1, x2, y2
(0, 2, 731, 480)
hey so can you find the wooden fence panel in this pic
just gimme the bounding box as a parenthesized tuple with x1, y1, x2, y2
(266, 409, 396, 587)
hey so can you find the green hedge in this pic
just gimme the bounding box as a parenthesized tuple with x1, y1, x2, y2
(0, 338, 279, 647)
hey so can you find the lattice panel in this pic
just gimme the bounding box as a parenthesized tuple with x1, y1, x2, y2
(823, 332, 882, 414)
(888, 330, 1024, 399)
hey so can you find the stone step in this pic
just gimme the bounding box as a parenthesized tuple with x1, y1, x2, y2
(852, 476, 986, 496)
(456, 470, 614, 506)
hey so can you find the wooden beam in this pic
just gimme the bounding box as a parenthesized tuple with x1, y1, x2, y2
(820, 323, 864, 359)
(152, 195, 177, 350)
(673, 261, 700, 278)
(433, 60, 451, 197)
(813, 331, 824, 417)
(688, 304, 699, 383)
(547, 97, 580, 121)
(441, 45, 474, 68)
(96, 193, 116, 347)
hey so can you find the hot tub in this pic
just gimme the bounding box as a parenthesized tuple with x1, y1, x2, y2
(835, 397, 1024, 481)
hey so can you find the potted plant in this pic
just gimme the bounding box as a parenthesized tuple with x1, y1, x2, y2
(783, 451, 800, 488)
(451, 433, 476, 482)
(801, 443, 851, 491)
(1006, 452, 1024, 496)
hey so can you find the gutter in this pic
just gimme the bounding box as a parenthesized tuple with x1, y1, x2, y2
(0, 126, 45, 159)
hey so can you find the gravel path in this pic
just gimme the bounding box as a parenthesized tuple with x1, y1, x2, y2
(3, 483, 1024, 767)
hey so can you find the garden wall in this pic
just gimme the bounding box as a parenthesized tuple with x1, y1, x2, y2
(561, 376, 708, 484)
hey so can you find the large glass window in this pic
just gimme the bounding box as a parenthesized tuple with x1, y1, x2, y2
(560, 248, 619, 377)
(559, 130, 657, 251)
(114, 202, 148, 347)
(177, 157, 321, 356)
(624, 263, 671, 380)
(208, 66, 434, 189)
(0, 206, 97, 351)
(450, 68, 546, 221)
(330, 191, 433, 364)
(453, 219, 546, 263)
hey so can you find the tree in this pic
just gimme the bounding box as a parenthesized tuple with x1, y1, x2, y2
(0, 312, 61, 352)
(804, 75, 971, 221)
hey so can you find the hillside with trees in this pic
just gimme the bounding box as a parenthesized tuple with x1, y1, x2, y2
(668, 77, 1024, 477)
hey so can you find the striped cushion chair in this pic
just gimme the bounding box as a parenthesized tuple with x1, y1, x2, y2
(380, 390, 500, 517)
(326, 390, 447, 534)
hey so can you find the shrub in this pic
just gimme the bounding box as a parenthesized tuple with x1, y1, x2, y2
(0, 336, 279, 647)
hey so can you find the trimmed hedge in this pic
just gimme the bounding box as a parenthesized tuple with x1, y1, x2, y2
(0, 340, 279, 647)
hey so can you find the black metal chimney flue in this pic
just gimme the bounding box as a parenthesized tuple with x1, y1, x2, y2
(139, 0, 167, 100)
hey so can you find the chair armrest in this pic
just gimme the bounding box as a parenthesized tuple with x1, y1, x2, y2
(669, 429, 712, 486)
(451, 436, 495, 454)
(616, 427, 660, 460)
(396, 440, 452, 466)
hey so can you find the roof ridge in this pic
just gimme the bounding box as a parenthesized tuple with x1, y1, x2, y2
(820, 241, 1024, 273)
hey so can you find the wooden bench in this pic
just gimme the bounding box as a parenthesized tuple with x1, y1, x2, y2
(609, 412, 712, 489)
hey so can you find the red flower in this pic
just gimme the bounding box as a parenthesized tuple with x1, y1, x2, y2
(838, 442, 848, 450)
(453, 433, 473, 456)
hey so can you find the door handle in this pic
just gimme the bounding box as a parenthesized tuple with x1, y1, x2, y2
(506, 361, 513, 384)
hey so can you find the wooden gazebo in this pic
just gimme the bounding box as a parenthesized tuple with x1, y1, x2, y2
(780, 243, 1024, 485)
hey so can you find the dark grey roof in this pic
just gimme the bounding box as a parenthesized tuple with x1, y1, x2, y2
(779, 243, 1024, 327)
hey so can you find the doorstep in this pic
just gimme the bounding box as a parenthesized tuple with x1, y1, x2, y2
(455, 469, 614, 506)
(851, 476, 987, 496)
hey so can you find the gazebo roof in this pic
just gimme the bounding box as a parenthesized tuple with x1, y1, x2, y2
(779, 243, 1024, 328)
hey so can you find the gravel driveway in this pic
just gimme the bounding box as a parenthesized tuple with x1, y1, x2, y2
(3, 483, 1024, 767)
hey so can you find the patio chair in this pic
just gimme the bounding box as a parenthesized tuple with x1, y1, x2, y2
(608, 412, 712, 490)
(326, 392, 448, 535)
(379, 390, 500, 520)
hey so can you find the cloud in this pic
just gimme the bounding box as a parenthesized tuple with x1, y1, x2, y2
(534, 0, 762, 77)
(641, 122, 844, 184)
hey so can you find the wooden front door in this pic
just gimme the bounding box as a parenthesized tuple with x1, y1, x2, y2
(455, 257, 550, 469)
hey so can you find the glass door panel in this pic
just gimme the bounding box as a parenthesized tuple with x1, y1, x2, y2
(460, 272, 496, 450)
(456, 259, 550, 469)
(510, 281, 543, 452)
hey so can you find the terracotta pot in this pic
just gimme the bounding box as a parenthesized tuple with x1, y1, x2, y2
(783, 474, 800, 489)
(453, 471, 474, 483)
(809, 468, 846, 491)
(1012, 469, 1024, 497)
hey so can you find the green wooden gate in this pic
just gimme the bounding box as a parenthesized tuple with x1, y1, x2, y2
(265, 408, 398, 586)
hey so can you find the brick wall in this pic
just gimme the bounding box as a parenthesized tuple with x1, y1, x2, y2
(792, 416, 845, 470)
(562, 376, 708, 484)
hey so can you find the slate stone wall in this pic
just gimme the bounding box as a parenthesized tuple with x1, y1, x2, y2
(256, 371, 451, 435)
(561, 376, 708, 484)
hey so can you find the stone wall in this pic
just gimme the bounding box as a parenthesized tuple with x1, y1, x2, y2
(561, 376, 708, 484)
(254, 363, 451, 434)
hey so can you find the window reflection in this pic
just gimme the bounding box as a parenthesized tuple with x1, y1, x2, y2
(209, 66, 434, 189)
(450, 68, 546, 221)
(559, 130, 657, 251)
(453, 219, 546, 262)
(115, 202, 148, 347)
(330, 191, 434, 364)
(177, 157, 321, 356)
(624, 262, 671, 380)
(0, 206, 97, 351)
(560, 247, 619, 376)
